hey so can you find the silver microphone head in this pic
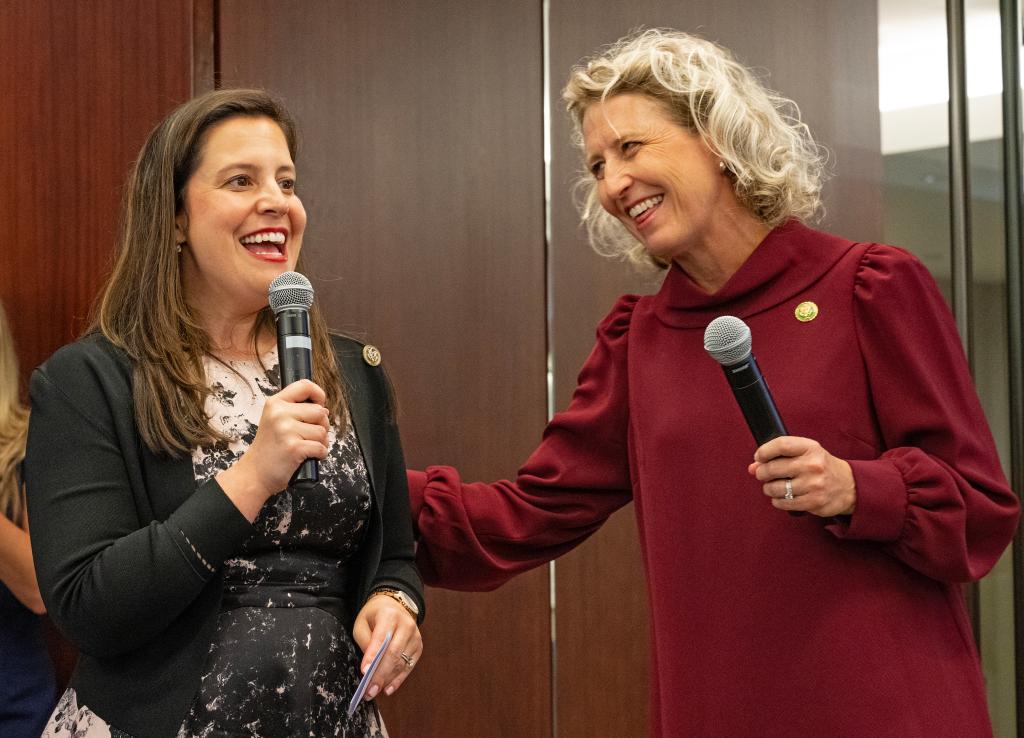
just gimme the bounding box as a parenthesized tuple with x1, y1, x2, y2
(268, 271, 314, 314)
(704, 315, 752, 366)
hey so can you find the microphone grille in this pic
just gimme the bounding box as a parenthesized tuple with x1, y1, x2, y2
(268, 271, 314, 314)
(703, 315, 752, 366)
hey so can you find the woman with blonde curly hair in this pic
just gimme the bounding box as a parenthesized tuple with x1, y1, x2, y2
(0, 300, 56, 734)
(409, 28, 1018, 735)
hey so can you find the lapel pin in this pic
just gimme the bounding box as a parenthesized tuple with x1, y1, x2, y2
(795, 301, 819, 322)
(362, 345, 382, 366)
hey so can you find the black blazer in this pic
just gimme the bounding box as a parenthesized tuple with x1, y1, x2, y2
(25, 333, 423, 738)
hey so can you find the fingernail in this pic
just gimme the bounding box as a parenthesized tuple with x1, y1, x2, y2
(385, 686, 395, 696)
(368, 684, 379, 699)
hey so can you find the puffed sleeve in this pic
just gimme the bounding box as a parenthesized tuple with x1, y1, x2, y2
(410, 295, 639, 590)
(827, 244, 1019, 582)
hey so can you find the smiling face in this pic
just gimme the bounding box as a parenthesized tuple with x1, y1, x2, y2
(175, 115, 306, 324)
(583, 92, 739, 267)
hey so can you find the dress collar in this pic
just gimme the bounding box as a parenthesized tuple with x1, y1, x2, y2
(651, 220, 857, 328)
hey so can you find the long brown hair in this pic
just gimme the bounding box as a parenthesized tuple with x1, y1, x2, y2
(0, 301, 29, 522)
(93, 89, 346, 456)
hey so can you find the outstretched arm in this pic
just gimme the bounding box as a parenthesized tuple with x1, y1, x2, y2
(411, 296, 639, 590)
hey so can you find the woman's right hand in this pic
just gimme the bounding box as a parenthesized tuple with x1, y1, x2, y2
(216, 379, 331, 521)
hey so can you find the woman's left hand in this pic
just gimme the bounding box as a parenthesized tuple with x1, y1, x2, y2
(352, 593, 423, 702)
(748, 436, 857, 517)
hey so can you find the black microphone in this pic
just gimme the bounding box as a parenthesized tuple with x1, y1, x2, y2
(268, 271, 318, 486)
(704, 315, 801, 516)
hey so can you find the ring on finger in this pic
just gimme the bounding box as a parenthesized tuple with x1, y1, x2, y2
(400, 651, 414, 669)
(784, 478, 794, 501)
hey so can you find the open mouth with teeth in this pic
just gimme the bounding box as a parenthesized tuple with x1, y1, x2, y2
(240, 230, 287, 261)
(628, 195, 664, 226)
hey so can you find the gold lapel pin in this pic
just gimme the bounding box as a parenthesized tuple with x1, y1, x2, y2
(795, 301, 819, 322)
(362, 345, 382, 366)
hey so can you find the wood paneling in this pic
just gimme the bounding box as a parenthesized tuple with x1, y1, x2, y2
(0, 0, 199, 693)
(547, 3, 883, 735)
(0, 0, 197, 383)
(217, 1, 550, 735)
(192, 0, 216, 95)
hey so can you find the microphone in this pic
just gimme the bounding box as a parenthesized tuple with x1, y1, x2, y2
(704, 315, 801, 515)
(268, 271, 318, 486)
(703, 316, 787, 445)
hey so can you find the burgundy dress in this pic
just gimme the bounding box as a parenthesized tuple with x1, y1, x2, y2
(410, 221, 1019, 737)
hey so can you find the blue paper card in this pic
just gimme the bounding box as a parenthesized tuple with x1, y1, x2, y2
(347, 630, 393, 717)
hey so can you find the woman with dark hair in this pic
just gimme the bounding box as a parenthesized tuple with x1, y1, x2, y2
(0, 300, 55, 735)
(411, 29, 1019, 736)
(27, 89, 423, 738)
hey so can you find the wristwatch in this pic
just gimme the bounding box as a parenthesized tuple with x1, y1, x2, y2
(372, 587, 420, 619)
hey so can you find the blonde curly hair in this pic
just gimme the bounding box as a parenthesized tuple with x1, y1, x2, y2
(0, 301, 28, 522)
(564, 28, 827, 269)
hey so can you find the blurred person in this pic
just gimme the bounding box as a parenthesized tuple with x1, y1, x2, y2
(0, 300, 56, 735)
(26, 89, 423, 738)
(410, 29, 1019, 736)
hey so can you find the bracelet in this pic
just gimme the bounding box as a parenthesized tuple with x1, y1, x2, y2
(371, 587, 419, 619)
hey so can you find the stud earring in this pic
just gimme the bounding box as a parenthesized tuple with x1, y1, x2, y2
(718, 160, 727, 173)
(176, 243, 184, 253)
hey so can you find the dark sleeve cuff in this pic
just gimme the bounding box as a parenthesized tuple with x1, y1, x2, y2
(166, 477, 254, 579)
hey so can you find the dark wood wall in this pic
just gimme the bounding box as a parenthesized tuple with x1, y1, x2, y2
(0, 0, 197, 385)
(0, 0, 200, 687)
(1, 1, 882, 735)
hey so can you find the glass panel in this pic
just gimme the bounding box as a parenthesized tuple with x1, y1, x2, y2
(966, 0, 1017, 733)
(878, 0, 953, 299)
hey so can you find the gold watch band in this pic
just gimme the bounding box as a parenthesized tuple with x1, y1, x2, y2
(371, 587, 418, 619)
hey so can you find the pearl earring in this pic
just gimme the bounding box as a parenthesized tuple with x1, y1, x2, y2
(176, 243, 183, 253)
(718, 160, 727, 173)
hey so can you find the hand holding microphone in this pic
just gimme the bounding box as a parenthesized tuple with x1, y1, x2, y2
(748, 436, 857, 517)
(222, 380, 329, 518)
(215, 272, 328, 521)
(703, 316, 856, 517)
(703, 316, 801, 516)
(269, 271, 321, 486)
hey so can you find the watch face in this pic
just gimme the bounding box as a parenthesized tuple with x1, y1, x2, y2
(398, 592, 419, 615)
(378, 588, 418, 616)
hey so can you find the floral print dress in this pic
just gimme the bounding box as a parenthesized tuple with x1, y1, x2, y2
(43, 352, 387, 738)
